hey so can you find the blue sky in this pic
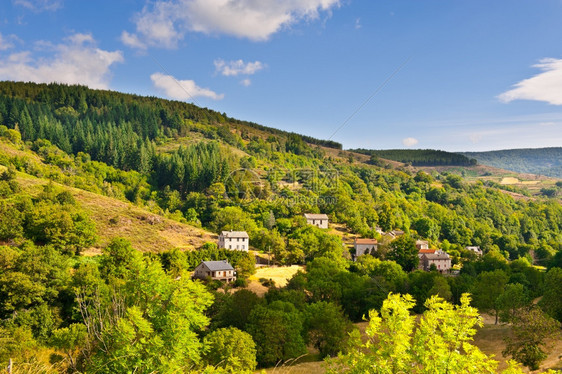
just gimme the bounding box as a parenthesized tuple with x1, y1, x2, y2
(1, 0, 561, 151)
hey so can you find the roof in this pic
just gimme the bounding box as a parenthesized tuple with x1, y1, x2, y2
(304, 213, 329, 220)
(419, 249, 436, 254)
(416, 240, 429, 245)
(201, 260, 234, 271)
(220, 230, 249, 238)
(355, 238, 378, 245)
(423, 252, 451, 260)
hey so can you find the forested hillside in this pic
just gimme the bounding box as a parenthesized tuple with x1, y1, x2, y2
(461, 148, 562, 178)
(353, 148, 477, 166)
(1, 81, 561, 373)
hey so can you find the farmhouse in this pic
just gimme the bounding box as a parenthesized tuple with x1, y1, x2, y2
(304, 213, 329, 229)
(193, 260, 236, 282)
(219, 230, 249, 251)
(354, 238, 378, 260)
(419, 251, 451, 273)
(418, 248, 437, 259)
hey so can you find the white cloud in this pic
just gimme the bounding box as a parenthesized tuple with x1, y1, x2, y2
(122, 0, 341, 49)
(240, 78, 251, 87)
(0, 33, 123, 89)
(121, 31, 147, 50)
(214, 59, 264, 76)
(0, 34, 15, 51)
(13, 0, 63, 12)
(355, 18, 361, 29)
(151, 72, 224, 101)
(498, 58, 562, 105)
(402, 137, 419, 147)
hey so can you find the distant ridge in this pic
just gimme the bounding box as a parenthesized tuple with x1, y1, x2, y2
(460, 147, 562, 178)
(351, 148, 477, 166)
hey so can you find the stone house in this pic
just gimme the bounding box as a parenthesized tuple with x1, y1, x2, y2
(193, 260, 236, 282)
(419, 251, 451, 273)
(304, 213, 329, 229)
(353, 238, 378, 260)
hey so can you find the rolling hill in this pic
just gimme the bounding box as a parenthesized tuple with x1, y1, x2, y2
(1, 81, 562, 374)
(460, 147, 562, 178)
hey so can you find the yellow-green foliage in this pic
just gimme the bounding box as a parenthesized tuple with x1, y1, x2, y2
(327, 293, 527, 374)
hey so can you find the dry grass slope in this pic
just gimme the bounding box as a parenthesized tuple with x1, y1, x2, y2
(15, 173, 216, 254)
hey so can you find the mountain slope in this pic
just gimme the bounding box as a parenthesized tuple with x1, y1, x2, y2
(460, 148, 562, 178)
(0, 138, 215, 253)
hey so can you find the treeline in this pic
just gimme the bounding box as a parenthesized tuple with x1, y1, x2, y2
(0, 80, 341, 160)
(353, 148, 477, 166)
(152, 142, 231, 195)
(462, 147, 562, 178)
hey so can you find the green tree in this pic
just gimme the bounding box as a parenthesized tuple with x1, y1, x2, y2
(503, 307, 561, 370)
(354, 256, 407, 292)
(203, 327, 257, 373)
(212, 289, 263, 330)
(471, 270, 509, 324)
(0, 202, 23, 241)
(211, 206, 258, 236)
(496, 283, 529, 323)
(387, 234, 419, 272)
(428, 276, 452, 301)
(246, 301, 306, 367)
(304, 301, 353, 358)
(539, 267, 562, 322)
(327, 293, 519, 374)
(412, 217, 439, 242)
(80, 241, 215, 373)
(49, 323, 88, 372)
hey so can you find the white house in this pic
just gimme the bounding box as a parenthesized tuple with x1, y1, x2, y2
(465, 246, 483, 256)
(193, 260, 236, 282)
(354, 238, 378, 260)
(304, 213, 329, 229)
(218, 231, 249, 251)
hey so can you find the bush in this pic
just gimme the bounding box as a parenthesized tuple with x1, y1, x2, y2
(259, 278, 275, 287)
(233, 278, 248, 288)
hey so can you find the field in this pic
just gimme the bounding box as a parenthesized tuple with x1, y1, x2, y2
(249, 265, 303, 286)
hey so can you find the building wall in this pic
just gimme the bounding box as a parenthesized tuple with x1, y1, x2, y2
(423, 258, 451, 272)
(219, 235, 249, 251)
(354, 244, 377, 257)
(193, 264, 210, 279)
(307, 219, 328, 229)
